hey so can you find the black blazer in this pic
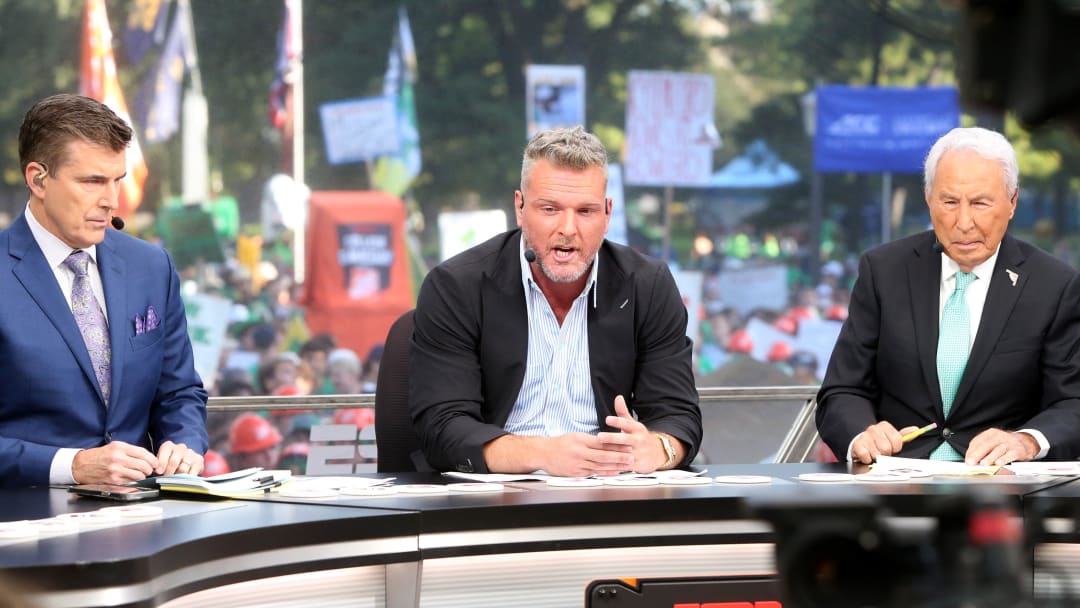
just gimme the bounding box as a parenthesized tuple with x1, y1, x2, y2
(817, 231, 1080, 460)
(409, 230, 701, 473)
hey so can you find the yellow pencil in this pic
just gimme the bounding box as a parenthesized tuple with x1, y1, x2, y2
(901, 422, 938, 443)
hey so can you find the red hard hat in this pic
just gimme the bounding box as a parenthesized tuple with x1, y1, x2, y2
(268, 384, 306, 418)
(826, 304, 848, 322)
(767, 341, 794, 362)
(333, 408, 376, 429)
(279, 442, 309, 458)
(726, 329, 753, 354)
(229, 414, 283, 454)
(791, 306, 816, 321)
(773, 315, 798, 335)
(202, 449, 231, 477)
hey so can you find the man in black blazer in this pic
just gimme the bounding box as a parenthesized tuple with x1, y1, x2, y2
(409, 126, 701, 475)
(817, 127, 1080, 465)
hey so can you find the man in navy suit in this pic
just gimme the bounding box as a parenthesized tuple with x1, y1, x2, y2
(410, 126, 700, 476)
(817, 127, 1080, 465)
(0, 94, 207, 488)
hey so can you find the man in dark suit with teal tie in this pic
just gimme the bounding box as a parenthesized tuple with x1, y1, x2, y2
(817, 127, 1080, 466)
(0, 94, 207, 487)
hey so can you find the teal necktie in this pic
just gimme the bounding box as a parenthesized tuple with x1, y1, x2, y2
(930, 271, 975, 461)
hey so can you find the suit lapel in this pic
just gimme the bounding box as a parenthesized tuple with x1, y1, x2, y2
(909, 235, 944, 412)
(951, 235, 1025, 412)
(484, 233, 529, 415)
(8, 215, 104, 405)
(97, 235, 127, 408)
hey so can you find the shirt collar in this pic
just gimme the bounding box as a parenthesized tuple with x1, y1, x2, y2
(940, 243, 1000, 284)
(519, 237, 600, 308)
(25, 202, 99, 269)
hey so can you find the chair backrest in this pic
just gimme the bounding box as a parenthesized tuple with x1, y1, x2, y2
(374, 309, 420, 472)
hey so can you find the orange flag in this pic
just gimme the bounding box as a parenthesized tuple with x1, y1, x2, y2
(80, 0, 148, 216)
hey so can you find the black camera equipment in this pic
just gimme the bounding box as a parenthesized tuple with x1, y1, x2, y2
(748, 489, 1032, 608)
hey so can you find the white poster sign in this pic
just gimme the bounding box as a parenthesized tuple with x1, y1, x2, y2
(319, 96, 399, 165)
(438, 209, 508, 262)
(182, 293, 232, 390)
(672, 269, 704, 345)
(717, 264, 788, 316)
(624, 70, 715, 186)
(526, 64, 586, 138)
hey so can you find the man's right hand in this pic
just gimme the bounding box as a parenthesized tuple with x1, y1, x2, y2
(850, 422, 918, 464)
(71, 441, 159, 484)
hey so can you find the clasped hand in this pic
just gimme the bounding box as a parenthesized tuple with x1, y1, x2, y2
(72, 440, 204, 484)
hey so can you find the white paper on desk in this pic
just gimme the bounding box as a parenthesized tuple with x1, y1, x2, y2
(443, 470, 707, 483)
(443, 472, 553, 482)
(288, 476, 396, 490)
(873, 455, 999, 476)
(1004, 462, 1080, 476)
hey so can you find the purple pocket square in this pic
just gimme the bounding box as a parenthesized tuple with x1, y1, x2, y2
(134, 305, 160, 336)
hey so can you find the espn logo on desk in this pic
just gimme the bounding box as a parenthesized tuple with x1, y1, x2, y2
(586, 575, 780, 608)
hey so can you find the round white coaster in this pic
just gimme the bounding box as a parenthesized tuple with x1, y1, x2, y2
(855, 472, 911, 483)
(546, 477, 604, 488)
(603, 477, 660, 487)
(339, 485, 400, 497)
(447, 483, 504, 493)
(798, 473, 856, 483)
(713, 475, 773, 484)
(660, 476, 712, 486)
(33, 518, 79, 536)
(101, 505, 164, 519)
(56, 510, 122, 525)
(0, 521, 39, 540)
(277, 487, 339, 499)
(396, 484, 450, 495)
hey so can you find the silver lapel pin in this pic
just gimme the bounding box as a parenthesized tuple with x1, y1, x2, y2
(1005, 269, 1018, 287)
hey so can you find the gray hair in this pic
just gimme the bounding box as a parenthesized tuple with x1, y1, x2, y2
(923, 127, 1018, 199)
(520, 126, 608, 192)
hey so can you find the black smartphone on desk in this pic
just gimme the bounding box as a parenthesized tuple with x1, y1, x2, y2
(69, 483, 160, 502)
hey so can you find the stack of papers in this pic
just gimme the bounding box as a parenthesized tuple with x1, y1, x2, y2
(141, 467, 292, 497)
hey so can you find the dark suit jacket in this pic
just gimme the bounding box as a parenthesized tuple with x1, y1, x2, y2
(817, 231, 1080, 460)
(409, 230, 701, 473)
(0, 213, 208, 487)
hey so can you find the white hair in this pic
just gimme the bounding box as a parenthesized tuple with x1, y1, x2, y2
(924, 127, 1018, 199)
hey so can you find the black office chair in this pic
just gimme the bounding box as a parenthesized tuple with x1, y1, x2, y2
(374, 309, 422, 472)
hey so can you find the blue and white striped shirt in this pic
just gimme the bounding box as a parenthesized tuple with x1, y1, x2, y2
(504, 241, 600, 436)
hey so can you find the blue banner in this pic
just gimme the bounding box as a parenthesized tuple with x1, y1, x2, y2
(814, 86, 959, 173)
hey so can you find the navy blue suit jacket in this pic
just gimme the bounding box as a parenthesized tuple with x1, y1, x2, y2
(0, 213, 208, 487)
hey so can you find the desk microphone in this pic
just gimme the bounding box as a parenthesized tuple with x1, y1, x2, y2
(524, 249, 537, 263)
(932, 240, 944, 253)
(111, 216, 125, 230)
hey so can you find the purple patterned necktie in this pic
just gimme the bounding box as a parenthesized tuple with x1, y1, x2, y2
(64, 250, 111, 405)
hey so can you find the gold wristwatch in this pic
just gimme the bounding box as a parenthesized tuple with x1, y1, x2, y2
(655, 433, 677, 469)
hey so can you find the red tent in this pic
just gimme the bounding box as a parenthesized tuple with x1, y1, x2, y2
(301, 191, 413, 362)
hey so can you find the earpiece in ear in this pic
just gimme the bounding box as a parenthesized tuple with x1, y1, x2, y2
(32, 163, 48, 186)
